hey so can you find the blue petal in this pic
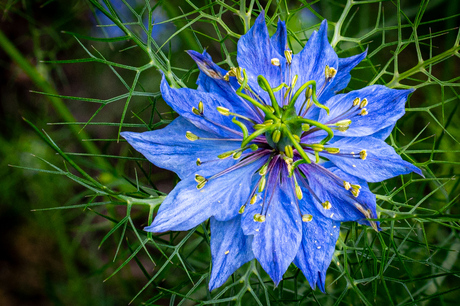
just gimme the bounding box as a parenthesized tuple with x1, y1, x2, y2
(121, 117, 239, 179)
(237, 13, 288, 104)
(145, 155, 268, 232)
(319, 50, 367, 102)
(294, 196, 340, 292)
(188, 50, 263, 122)
(161, 77, 243, 138)
(325, 137, 423, 182)
(270, 20, 288, 56)
(209, 217, 254, 291)
(241, 174, 302, 285)
(291, 20, 338, 112)
(318, 85, 414, 137)
(299, 163, 378, 225)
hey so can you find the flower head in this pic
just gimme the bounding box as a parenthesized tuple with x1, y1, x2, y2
(121, 13, 422, 291)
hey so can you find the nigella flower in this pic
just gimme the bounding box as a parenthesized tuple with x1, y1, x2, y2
(121, 13, 422, 291)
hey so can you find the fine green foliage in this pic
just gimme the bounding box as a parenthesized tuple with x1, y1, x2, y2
(3, 0, 460, 304)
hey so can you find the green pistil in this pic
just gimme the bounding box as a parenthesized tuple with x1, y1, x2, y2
(257, 75, 281, 116)
(287, 117, 334, 144)
(283, 126, 311, 164)
(289, 80, 330, 115)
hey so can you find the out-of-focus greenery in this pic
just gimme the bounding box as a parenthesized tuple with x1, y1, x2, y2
(1, 0, 459, 305)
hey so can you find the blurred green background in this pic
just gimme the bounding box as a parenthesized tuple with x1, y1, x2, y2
(1, 0, 460, 305)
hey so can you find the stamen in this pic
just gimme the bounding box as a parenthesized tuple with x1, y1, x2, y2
(258, 176, 267, 192)
(186, 131, 199, 141)
(284, 50, 293, 64)
(271, 130, 281, 143)
(271, 58, 280, 66)
(196, 158, 201, 166)
(359, 149, 367, 160)
(322, 200, 332, 210)
(233, 151, 242, 159)
(217, 106, 230, 116)
(359, 98, 368, 108)
(325, 147, 340, 154)
(197, 180, 207, 189)
(344, 181, 351, 190)
(195, 174, 206, 183)
(250, 194, 257, 204)
(238, 205, 245, 214)
(284, 145, 294, 158)
(351, 184, 361, 197)
(359, 108, 368, 116)
(217, 151, 235, 159)
(302, 214, 313, 222)
(192, 107, 201, 116)
(353, 97, 360, 106)
(254, 213, 266, 222)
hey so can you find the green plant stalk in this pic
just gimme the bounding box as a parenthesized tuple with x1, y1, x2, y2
(0, 29, 111, 170)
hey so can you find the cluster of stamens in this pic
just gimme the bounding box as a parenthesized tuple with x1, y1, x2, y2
(184, 50, 375, 228)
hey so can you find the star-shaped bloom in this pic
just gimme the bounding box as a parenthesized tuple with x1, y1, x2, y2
(121, 13, 422, 291)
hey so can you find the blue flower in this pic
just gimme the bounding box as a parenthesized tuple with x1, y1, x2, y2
(121, 13, 422, 291)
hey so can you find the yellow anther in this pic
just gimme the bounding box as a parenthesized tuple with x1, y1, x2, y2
(250, 194, 257, 204)
(254, 214, 266, 222)
(295, 185, 303, 200)
(263, 119, 274, 125)
(328, 67, 337, 79)
(284, 50, 293, 64)
(305, 87, 313, 99)
(325, 147, 340, 154)
(301, 123, 310, 131)
(217, 106, 230, 116)
(351, 184, 361, 197)
(238, 205, 245, 214)
(310, 144, 324, 152)
(253, 123, 268, 130)
(353, 97, 360, 106)
(322, 201, 332, 210)
(192, 107, 201, 116)
(336, 119, 352, 127)
(359, 108, 368, 116)
(293, 134, 301, 142)
(258, 176, 266, 193)
(359, 98, 368, 108)
(359, 149, 367, 160)
(196, 158, 201, 166)
(218, 151, 234, 159)
(344, 181, 351, 190)
(271, 58, 280, 66)
(197, 180, 207, 189)
(285, 145, 294, 158)
(186, 131, 199, 141)
(302, 214, 313, 222)
(259, 163, 268, 176)
(195, 174, 206, 183)
(325, 65, 330, 79)
(233, 151, 242, 159)
(250, 144, 258, 151)
(272, 130, 281, 143)
(337, 126, 349, 132)
(291, 75, 298, 87)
